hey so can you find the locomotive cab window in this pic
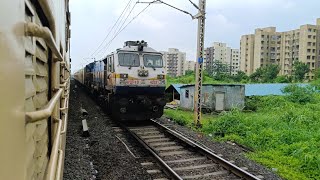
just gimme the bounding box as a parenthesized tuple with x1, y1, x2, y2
(118, 53, 139, 67)
(143, 54, 163, 68)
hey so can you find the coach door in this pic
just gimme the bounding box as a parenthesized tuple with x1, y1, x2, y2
(105, 56, 114, 87)
(215, 92, 225, 111)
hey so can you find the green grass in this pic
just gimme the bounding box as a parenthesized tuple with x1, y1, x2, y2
(166, 73, 229, 87)
(164, 95, 320, 180)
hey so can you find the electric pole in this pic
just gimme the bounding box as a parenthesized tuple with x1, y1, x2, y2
(193, 0, 206, 127)
(137, 0, 206, 126)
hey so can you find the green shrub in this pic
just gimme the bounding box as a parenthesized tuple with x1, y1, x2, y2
(275, 75, 290, 83)
(282, 84, 315, 104)
(244, 96, 260, 111)
(164, 109, 192, 126)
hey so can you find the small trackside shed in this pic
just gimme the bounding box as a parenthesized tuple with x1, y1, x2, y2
(165, 84, 186, 102)
(180, 84, 245, 111)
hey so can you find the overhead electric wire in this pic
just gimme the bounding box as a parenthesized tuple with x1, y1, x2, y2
(98, 1, 156, 59)
(187, 0, 199, 10)
(95, 1, 139, 58)
(90, 0, 133, 58)
(157, 0, 194, 19)
(110, 0, 134, 43)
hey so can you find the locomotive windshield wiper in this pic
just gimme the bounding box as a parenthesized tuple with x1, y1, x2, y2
(129, 59, 136, 69)
(151, 65, 156, 70)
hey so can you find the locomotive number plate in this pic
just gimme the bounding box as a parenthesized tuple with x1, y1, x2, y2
(150, 80, 159, 85)
(126, 80, 140, 85)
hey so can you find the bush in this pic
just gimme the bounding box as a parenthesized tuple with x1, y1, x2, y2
(275, 75, 290, 83)
(282, 84, 315, 104)
(244, 96, 260, 111)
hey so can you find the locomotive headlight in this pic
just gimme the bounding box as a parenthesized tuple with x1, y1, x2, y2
(157, 74, 165, 79)
(120, 74, 128, 78)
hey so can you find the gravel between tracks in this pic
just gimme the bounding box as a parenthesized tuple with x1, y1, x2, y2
(63, 80, 152, 180)
(156, 117, 282, 180)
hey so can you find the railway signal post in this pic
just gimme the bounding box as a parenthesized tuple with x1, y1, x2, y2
(193, 0, 206, 127)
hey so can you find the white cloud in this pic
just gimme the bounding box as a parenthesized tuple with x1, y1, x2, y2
(209, 14, 237, 30)
(136, 13, 166, 29)
(207, 0, 296, 9)
(69, 0, 315, 73)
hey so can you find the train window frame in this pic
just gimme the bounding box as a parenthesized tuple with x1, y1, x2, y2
(118, 52, 140, 67)
(143, 54, 163, 68)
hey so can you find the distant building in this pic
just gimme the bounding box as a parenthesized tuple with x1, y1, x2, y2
(184, 60, 196, 73)
(240, 18, 320, 79)
(213, 42, 231, 64)
(161, 48, 186, 77)
(204, 42, 239, 75)
(240, 34, 255, 75)
(231, 49, 240, 75)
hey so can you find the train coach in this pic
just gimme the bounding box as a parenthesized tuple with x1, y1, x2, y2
(0, 0, 71, 180)
(75, 41, 167, 120)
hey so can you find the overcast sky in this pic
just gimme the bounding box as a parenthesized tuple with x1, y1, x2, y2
(70, 0, 319, 72)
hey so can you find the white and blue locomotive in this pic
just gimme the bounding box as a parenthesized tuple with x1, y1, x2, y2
(74, 41, 166, 120)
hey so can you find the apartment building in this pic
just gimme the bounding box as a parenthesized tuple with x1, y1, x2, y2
(240, 34, 255, 75)
(204, 46, 214, 72)
(240, 18, 320, 79)
(213, 42, 231, 64)
(184, 60, 196, 73)
(204, 42, 239, 75)
(161, 48, 186, 77)
(231, 49, 240, 75)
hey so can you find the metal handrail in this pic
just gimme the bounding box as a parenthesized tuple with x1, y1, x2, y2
(24, 22, 63, 62)
(60, 113, 67, 135)
(56, 150, 64, 180)
(46, 118, 62, 180)
(25, 89, 63, 123)
(60, 96, 69, 111)
(60, 81, 68, 88)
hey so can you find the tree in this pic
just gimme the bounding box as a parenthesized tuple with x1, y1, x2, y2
(207, 60, 230, 77)
(275, 75, 290, 83)
(250, 64, 280, 83)
(313, 68, 320, 80)
(185, 70, 194, 76)
(263, 64, 280, 82)
(249, 67, 264, 82)
(293, 61, 309, 82)
(232, 71, 249, 82)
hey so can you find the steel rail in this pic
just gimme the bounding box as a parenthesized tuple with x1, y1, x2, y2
(124, 125, 183, 180)
(150, 119, 260, 180)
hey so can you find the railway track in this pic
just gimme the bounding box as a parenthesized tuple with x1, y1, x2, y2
(122, 119, 261, 180)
